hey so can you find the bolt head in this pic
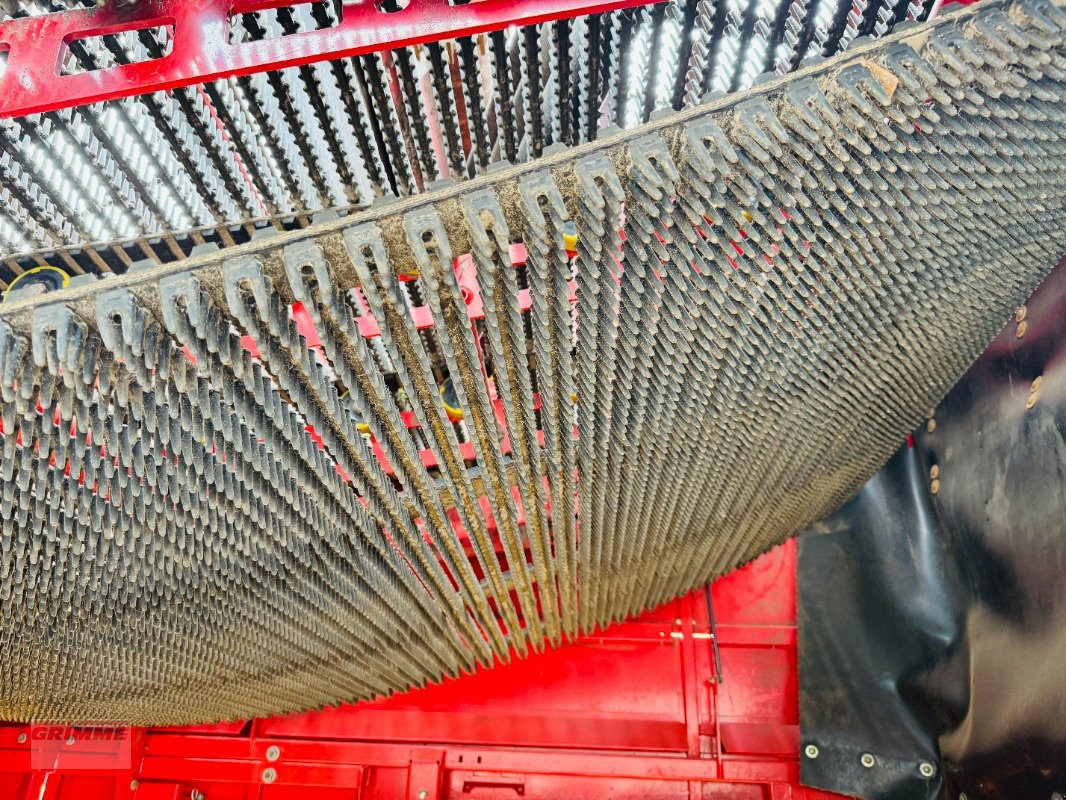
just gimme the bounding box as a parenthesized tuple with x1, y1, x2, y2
(860, 753, 875, 768)
(804, 744, 819, 759)
(17, 733, 27, 744)
(190, 792, 205, 800)
(130, 780, 139, 791)
(418, 791, 429, 800)
(919, 761, 936, 778)
(262, 768, 277, 784)
(66, 735, 76, 745)
(265, 745, 281, 762)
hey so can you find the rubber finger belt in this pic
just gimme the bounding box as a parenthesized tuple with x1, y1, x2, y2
(0, 0, 1064, 725)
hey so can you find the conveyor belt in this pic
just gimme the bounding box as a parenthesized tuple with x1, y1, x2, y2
(1, 0, 1065, 723)
(0, 0, 936, 276)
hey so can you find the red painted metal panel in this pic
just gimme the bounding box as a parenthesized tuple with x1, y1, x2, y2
(0, 540, 856, 799)
(0, 0, 658, 118)
(133, 784, 184, 800)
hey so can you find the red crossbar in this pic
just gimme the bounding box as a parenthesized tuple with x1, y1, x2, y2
(0, 0, 656, 118)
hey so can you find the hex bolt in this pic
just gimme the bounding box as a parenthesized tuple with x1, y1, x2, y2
(262, 768, 277, 784)
(804, 744, 819, 759)
(919, 762, 936, 778)
(265, 745, 281, 762)
(860, 753, 875, 768)
(17, 733, 26, 744)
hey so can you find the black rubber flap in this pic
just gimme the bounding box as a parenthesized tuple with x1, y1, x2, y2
(798, 257, 1066, 800)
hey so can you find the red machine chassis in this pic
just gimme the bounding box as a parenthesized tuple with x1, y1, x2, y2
(0, 540, 849, 800)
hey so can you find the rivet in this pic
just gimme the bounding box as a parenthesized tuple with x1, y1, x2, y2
(804, 744, 819, 759)
(1015, 305, 1027, 323)
(262, 768, 276, 784)
(418, 791, 429, 800)
(929, 465, 939, 479)
(919, 761, 936, 777)
(17, 733, 26, 744)
(66, 735, 76, 745)
(927, 419, 937, 433)
(959, 794, 968, 800)
(1016, 320, 1028, 338)
(190, 791, 205, 800)
(265, 745, 281, 762)
(926, 408, 936, 419)
(860, 753, 875, 768)
(130, 780, 139, 791)
(930, 479, 940, 495)
(1027, 393, 1038, 410)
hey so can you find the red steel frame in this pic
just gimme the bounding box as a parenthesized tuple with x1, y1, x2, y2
(0, 0, 656, 118)
(0, 540, 852, 800)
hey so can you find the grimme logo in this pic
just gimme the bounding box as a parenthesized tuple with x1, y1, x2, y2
(29, 721, 132, 770)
